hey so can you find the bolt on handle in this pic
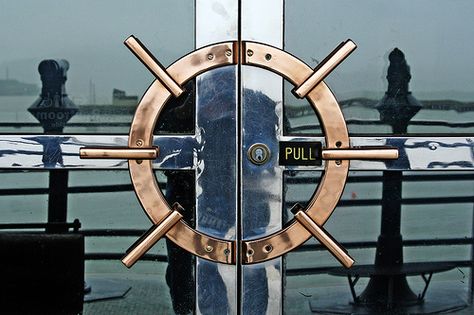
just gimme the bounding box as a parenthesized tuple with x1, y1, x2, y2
(292, 204, 354, 268)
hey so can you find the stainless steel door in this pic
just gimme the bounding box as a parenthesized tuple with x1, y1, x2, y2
(1, 1, 474, 315)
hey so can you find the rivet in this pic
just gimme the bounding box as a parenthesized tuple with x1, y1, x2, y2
(205, 245, 214, 252)
(263, 244, 273, 253)
(136, 139, 143, 147)
(224, 249, 230, 256)
(335, 160, 342, 166)
(247, 248, 254, 256)
(265, 53, 272, 61)
(429, 142, 438, 150)
(247, 49, 254, 57)
(225, 49, 232, 57)
(207, 54, 214, 60)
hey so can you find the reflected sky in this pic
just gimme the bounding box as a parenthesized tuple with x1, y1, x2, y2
(285, 0, 474, 101)
(0, 0, 194, 104)
(1, 0, 473, 103)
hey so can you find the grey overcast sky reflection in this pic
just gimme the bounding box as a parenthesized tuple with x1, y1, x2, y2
(1, 0, 473, 104)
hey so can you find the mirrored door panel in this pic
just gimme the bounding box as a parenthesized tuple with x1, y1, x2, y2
(0, 0, 194, 134)
(284, 0, 474, 135)
(1, 1, 473, 315)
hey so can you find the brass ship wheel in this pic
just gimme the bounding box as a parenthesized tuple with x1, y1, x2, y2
(80, 36, 398, 267)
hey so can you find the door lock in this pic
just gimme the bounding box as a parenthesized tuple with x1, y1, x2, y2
(248, 143, 271, 165)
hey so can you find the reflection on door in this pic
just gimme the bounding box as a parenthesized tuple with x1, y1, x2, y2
(0, 1, 474, 315)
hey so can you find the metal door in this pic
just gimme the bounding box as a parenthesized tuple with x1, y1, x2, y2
(1, 1, 474, 314)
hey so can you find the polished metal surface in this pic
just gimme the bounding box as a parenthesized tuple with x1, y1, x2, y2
(0, 135, 471, 171)
(122, 208, 183, 268)
(241, 1, 284, 313)
(195, 1, 239, 314)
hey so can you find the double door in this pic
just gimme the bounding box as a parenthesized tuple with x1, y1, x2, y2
(1, 1, 474, 314)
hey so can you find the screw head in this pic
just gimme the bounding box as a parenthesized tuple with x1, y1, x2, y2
(136, 139, 144, 147)
(205, 245, 214, 252)
(429, 142, 438, 150)
(247, 49, 254, 57)
(225, 49, 232, 57)
(207, 54, 214, 60)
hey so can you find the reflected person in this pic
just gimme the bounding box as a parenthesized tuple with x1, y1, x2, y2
(159, 68, 277, 314)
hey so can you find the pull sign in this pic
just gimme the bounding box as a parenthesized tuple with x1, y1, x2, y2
(279, 142, 322, 166)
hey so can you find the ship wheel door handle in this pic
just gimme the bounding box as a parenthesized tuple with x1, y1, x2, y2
(79, 36, 398, 268)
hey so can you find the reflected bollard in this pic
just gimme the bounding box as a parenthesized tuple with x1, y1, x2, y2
(28, 59, 77, 233)
(358, 49, 422, 308)
(28, 59, 78, 133)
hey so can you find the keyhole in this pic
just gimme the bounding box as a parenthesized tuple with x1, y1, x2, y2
(248, 143, 271, 165)
(255, 148, 264, 161)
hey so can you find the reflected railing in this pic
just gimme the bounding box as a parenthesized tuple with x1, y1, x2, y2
(0, 172, 472, 269)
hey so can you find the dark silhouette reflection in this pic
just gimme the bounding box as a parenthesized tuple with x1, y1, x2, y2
(196, 68, 237, 315)
(28, 59, 78, 133)
(156, 80, 196, 315)
(376, 48, 421, 135)
(160, 67, 277, 314)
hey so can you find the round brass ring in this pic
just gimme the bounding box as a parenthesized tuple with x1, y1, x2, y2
(128, 41, 349, 265)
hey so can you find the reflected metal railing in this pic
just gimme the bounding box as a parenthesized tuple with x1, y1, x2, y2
(1, 118, 473, 132)
(1, 172, 472, 270)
